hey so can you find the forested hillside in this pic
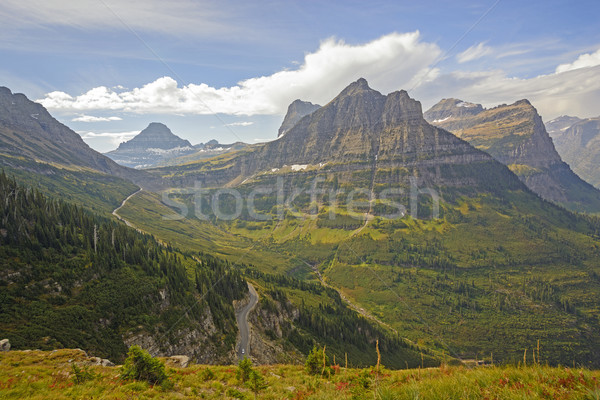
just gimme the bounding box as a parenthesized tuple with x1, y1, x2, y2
(0, 171, 247, 363)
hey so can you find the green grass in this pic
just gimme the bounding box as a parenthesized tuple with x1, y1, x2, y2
(1, 349, 599, 399)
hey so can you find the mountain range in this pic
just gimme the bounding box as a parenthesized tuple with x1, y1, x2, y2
(547, 116, 600, 189)
(424, 98, 600, 213)
(2, 80, 600, 367)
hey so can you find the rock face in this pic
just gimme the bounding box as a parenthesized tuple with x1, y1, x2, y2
(0, 87, 144, 183)
(278, 99, 321, 137)
(425, 99, 600, 213)
(0, 338, 10, 351)
(160, 78, 527, 204)
(105, 123, 194, 169)
(549, 117, 600, 189)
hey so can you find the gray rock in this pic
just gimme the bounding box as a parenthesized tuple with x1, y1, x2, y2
(166, 355, 189, 368)
(0, 339, 10, 351)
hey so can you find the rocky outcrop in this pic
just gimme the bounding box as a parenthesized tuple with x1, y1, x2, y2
(248, 299, 303, 365)
(105, 123, 195, 169)
(425, 99, 600, 213)
(0, 338, 10, 351)
(278, 99, 321, 137)
(164, 355, 190, 368)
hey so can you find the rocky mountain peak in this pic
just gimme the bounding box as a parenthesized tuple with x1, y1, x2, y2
(278, 100, 321, 137)
(116, 123, 192, 151)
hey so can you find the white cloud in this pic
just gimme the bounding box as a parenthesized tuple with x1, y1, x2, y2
(35, 34, 600, 121)
(38, 32, 441, 116)
(225, 121, 254, 127)
(78, 130, 138, 147)
(555, 49, 600, 73)
(414, 64, 600, 119)
(72, 115, 122, 122)
(456, 42, 493, 63)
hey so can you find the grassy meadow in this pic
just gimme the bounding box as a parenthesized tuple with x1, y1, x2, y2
(1, 349, 600, 399)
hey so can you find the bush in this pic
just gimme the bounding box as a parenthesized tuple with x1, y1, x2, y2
(200, 367, 215, 381)
(121, 345, 168, 386)
(246, 370, 267, 399)
(237, 357, 253, 383)
(71, 364, 95, 384)
(305, 345, 334, 377)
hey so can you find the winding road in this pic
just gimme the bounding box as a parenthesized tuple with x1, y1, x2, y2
(236, 283, 259, 360)
(112, 188, 142, 228)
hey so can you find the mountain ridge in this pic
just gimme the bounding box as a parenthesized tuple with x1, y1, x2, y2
(425, 98, 600, 213)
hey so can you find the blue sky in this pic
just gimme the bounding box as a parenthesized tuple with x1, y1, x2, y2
(1, 0, 599, 152)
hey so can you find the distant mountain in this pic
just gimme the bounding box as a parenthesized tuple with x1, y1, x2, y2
(0, 87, 140, 180)
(549, 117, 600, 189)
(0, 87, 153, 212)
(425, 98, 600, 213)
(546, 115, 583, 137)
(278, 99, 321, 137)
(105, 122, 195, 169)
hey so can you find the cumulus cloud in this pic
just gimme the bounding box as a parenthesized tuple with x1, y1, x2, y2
(456, 42, 493, 63)
(413, 64, 600, 119)
(555, 49, 600, 73)
(38, 32, 441, 116)
(36, 33, 600, 121)
(72, 115, 122, 122)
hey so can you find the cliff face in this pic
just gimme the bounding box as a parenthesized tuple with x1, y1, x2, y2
(550, 117, 600, 189)
(105, 123, 195, 169)
(278, 99, 321, 137)
(248, 78, 490, 171)
(425, 99, 600, 213)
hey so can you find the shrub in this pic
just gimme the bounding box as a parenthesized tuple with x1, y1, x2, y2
(71, 364, 95, 384)
(237, 357, 253, 383)
(246, 370, 267, 399)
(120, 345, 168, 385)
(305, 345, 334, 377)
(200, 367, 215, 381)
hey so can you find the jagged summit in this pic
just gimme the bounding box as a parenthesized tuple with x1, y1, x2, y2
(278, 100, 321, 137)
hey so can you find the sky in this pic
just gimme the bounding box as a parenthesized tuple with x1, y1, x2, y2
(1, 0, 599, 152)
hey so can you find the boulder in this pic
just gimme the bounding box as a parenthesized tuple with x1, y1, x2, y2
(0, 339, 10, 351)
(165, 355, 190, 368)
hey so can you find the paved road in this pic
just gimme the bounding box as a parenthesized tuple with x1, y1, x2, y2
(236, 283, 258, 360)
(112, 188, 142, 228)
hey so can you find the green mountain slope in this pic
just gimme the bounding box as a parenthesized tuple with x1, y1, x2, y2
(127, 80, 600, 367)
(425, 99, 600, 213)
(0, 172, 248, 363)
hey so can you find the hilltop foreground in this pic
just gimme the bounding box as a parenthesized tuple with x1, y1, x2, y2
(1, 349, 600, 399)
